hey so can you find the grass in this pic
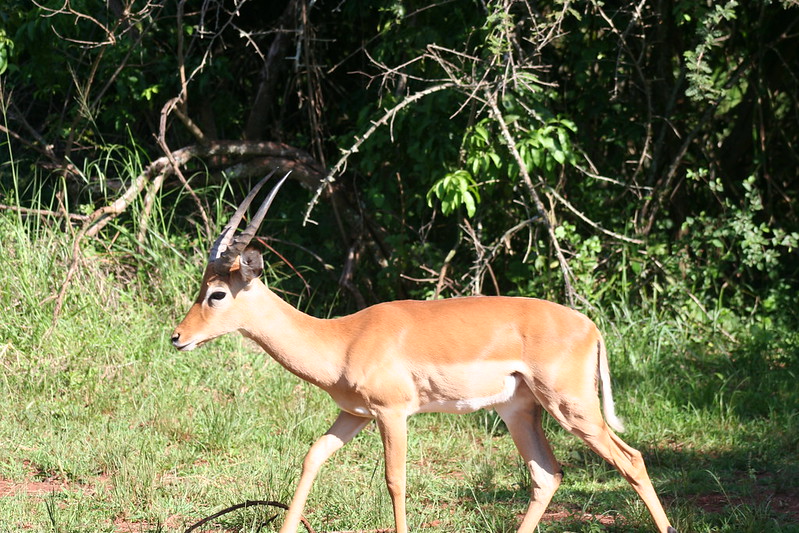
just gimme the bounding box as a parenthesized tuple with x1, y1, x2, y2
(0, 186, 798, 533)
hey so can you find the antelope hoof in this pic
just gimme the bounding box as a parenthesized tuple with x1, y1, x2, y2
(667, 527, 678, 533)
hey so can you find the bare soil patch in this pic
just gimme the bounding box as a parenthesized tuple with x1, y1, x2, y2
(0, 478, 66, 498)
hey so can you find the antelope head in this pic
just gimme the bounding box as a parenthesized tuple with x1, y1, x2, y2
(171, 171, 289, 351)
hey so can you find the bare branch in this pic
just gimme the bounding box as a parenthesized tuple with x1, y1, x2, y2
(82, 140, 324, 239)
(339, 241, 367, 310)
(462, 218, 501, 296)
(544, 187, 644, 245)
(158, 97, 212, 240)
(135, 169, 168, 252)
(483, 88, 577, 306)
(0, 204, 88, 222)
(591, 0, 653, 185)
(84, 166, 165, 239)
(303, 82, 456, 225)
(33, 0, 118, 47)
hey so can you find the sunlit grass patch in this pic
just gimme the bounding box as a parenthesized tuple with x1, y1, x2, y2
(1, 181, 798, 532)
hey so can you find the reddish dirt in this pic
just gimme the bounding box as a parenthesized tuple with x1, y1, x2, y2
(0, 468, 111, 499)
(689, 490, 799, 521)
(0, 462, 71, 499)
(113, 514, 187, 533)
(0, 477, 67, 498)
(540, 507, 620, 526)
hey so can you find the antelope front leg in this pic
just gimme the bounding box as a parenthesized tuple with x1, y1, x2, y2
(376, 411, 409, 533)
(280, 411, 371, 533)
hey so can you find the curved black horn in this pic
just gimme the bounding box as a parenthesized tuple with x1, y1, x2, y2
(213, 171, 291, 274)
(209, 170, 278, 265)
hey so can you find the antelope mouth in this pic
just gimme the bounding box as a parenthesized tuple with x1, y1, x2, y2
(173, 340, 199, 351)
(172, 336, 207, 351)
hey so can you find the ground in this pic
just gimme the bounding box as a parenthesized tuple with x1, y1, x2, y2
(3, 466, 798, 532)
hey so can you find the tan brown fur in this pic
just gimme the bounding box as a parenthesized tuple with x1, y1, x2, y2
(172, 257, 676, 533)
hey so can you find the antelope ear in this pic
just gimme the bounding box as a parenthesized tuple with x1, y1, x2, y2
(239, 246, 264, 284)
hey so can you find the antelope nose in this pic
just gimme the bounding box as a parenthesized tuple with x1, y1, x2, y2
(171, 333, 181, 347)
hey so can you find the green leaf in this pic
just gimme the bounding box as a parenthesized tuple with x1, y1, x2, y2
(427, 170, 481, 217)
(474, 124, 490, 143)
(0, 30, 13, 76)
(463, 191, 476, 217)
(540, 135, 556, 153)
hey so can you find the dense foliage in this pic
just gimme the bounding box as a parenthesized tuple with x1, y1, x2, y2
(2, 3, 799, 531)
(1, 0, 798, 327)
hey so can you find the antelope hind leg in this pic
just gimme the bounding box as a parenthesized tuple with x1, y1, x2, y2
(495, 388, 562, 533)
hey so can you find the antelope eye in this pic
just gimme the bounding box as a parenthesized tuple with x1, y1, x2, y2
(208, 291, 227, 302)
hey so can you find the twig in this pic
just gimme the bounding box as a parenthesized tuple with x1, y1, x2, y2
(184, 500, 315, 533)
(261, 236, 335, 274)
(0, 204, 88, 222)
(303, 82, 456, 225)
(255, 236, 312, 297)
(484, 216, 540, 267)
(544, 186, 644, 245)
(168, 0, 209, 145)
(135, 169, 168, 251)
(592, 0, 653, 186)
(2, 100, 80, 178)
(339, 241, 367, 310)
(461, 218, 497, 295)
(402, 265, 463, 296)
(45, 221, 90, 336)
(434, 238, 460, 299)
(156, 136, 211, 242)
(32, 0, 120, 47)
(157, 36, 213, 239)
(84, 165, 168, 238)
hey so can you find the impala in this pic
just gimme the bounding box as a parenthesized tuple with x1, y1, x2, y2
(171, 171, 678, 533)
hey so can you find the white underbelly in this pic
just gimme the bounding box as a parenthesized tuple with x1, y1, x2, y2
(415, 374, 520, 414)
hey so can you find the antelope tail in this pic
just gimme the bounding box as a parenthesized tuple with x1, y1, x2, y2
(598, 335, 625, 433)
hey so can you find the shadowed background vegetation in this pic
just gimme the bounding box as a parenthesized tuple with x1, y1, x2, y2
(0, 0, 798, 531)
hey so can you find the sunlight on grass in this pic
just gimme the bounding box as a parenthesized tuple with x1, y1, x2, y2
(0, 177, 797, 532)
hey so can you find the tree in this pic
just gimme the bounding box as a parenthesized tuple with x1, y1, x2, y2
(2, 0, 798, 320)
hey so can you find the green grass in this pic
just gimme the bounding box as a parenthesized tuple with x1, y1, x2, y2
(0, 200, 798, 533)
